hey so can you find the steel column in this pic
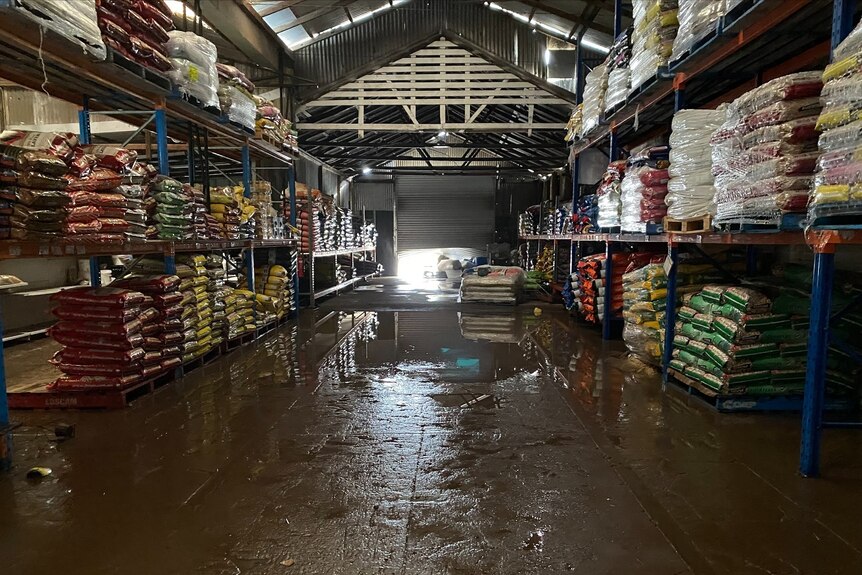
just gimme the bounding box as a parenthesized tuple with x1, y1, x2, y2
(241, 144, 252, 198)
(602, 241, 614, 340)
(78, 96, 91, 145)
(163, 255, 177, 275)
(832, 0, 857, 54)
(89, 257, 101, 287)
(245, 249, 255, 292)
(746, 245, 758, 276)
(662, 243, 679, 383)
(155, 107, 170, 175)
(609, 130, 620, 161)
(674, 88, 686, 112)
(613, 0, 623, 39)
(0, 299, 10, 469)
(800, 251, 835, 478)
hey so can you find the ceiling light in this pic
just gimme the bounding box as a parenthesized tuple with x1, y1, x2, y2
(580, 37, 611, 53)
(544, 48, 551, 66)
(362, 167, 372, 174)
(438, 130, 447, 138)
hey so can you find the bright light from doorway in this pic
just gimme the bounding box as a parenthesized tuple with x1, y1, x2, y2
(362, 167, 372, 175)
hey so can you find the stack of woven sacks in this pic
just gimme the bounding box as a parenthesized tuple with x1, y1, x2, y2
(573, 194, 599, 233)
(188, 184, 209, 240)
(671, 0, 725, 62)
(597, 160, 626, 229)
(110, 273, 184, 370)
(245, 265, 292, 324)
(210, 187, 242, 240)
(604, 32, 632, 113)
(285, 184, 320, 253)
(460, 266, 525, 304)
(809, 20, 862, 221)
(147, 175, 193, 240)
(47, 282, 181, 390)
(666, 109, 725, 220)
(96, 0, 173, 72)
(572, 253, 630, 324)
(711, 72, 822, 227)
(581, 64, 608, 137)
(217, 63, 257, 131)
(175, 255, 216, 362)
(204, 254, 230, 344)
(620, 146, 670, 233)
(622, 261, 667, 365)
(252, 181, 277, 239)
(225, 288, 256, 338)
(670, 285, 809, 395)
(165, 31, 219, 108)
(630, 0, 678, 93)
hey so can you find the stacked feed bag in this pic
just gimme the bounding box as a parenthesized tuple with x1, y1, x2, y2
(165, 31, 218, 108)
(630, 0, 678, 93)
(620, 146, 670, 232)
(534, 245, 554, 281)
(573, 194, 600, 233)
(581, 64, 608, 137)
(519, 211, 537, 235)
(670, 285, 813, 395)
(226, 288, 256, 338)
(17, 0, 105, 59)
(96, 0, 173, 70)
(809, 20, 862, 222)
(244, 264, 292, 323)
(188, 184, 209, 240)
(711, 72, 823, 227)
(217, 64, 256, 130)
(565, 105, 584, 143)
(147, 175, 193, 240)
(572, 253, 629, 324)
(234, 187, 258, 240)
(666, 109, 725, 219)
(255, 97, 293, 148)
(252, 181, 276, 240)
(210, 187, 242, 240)
(671, 0, 725, 62)
(605, 32, 632, 113)
(109, 273, 184, 368)
(459, 266, 525, 304)
(622, 261, 667, 365)
(47, 284, 181, 390)
(597, 160, 627, 229)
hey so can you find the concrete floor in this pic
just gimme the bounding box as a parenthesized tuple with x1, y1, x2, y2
(2, 278, 862, 574)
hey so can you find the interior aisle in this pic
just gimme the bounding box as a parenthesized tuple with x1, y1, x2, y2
(2, 301, 862, 574)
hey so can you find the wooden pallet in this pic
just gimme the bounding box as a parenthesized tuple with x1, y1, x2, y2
(663, 214, 711, 234)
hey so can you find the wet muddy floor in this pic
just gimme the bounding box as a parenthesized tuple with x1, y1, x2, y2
(2, 287, 862, 574)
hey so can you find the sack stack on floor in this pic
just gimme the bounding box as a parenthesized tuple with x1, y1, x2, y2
(622, 261, 667, 365)
(809, 20, 862, 223)
(96, 0, 173, 70)
(174, 255, 216, 362)
(226, 288, 256, 338)
(48, 282, 182, 390)
(670, 285, 813, 395)
(109, 273, 184, 370)
(460, 266, 525, 304)
(597, 160, 626, 229)
(210, 187, 242, 240)
(620, 146, 670, 232)
(243, 264, 291, 324)
(711, 72, 823, 227)
(204, 254, 230, 344)
(666, 109, 725, 220)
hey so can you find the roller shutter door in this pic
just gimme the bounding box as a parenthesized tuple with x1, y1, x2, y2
(395, 175, 495, 255)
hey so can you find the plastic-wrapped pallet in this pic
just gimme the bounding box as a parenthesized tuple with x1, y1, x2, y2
(460, 266, 525, 304)
(165, 31, 219, 108)
(671, 0, 725, 62)
(666, 108, 725, 219)
(596, 160, 626, 229)
(604, 32, 632, 113)
(630, 0, 679, 93)
(565, 105, 584, 143)
(711, 72, 822, 227)
(809, 20, 862, 223)
(622, 262, 667, 365)
(218, 84, 257, 131)
(669, 285, 815, 396)
(17, 0, 106, 59)
(581, 64, 608, 137)
(620, 146, 670, 232)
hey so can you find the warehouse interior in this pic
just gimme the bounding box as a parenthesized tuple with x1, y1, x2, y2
(2, 1, 862, 574)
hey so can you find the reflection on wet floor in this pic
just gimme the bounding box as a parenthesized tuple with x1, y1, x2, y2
(2, 309, 862, 574)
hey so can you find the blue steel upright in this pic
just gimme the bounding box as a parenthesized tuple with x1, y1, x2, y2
(78, 96, 91, 145)
(155, 108, 170, 175)
(800, 251, 835, 477)
(0, 305, 10, 470)
(661, 244, 679, 383)
(833, 0, 857, 57)
(241, 144, 252, 198)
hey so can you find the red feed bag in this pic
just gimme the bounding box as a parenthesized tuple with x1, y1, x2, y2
(56, 346, 146, 364)
(51, 287, 147, 308)
(52, 374, 143, 389)
(49, 328, 145, 350)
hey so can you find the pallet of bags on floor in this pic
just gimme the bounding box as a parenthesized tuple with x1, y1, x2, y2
(711, 72, 823, 229)
(809, 20, 862, 225)
(225, 287, 256, 339)
(596, 160, 626, 230)
(459, 266, 525, 304)
(47, 275, 183, 391)
(621, 145, 670, 233)
(242, 264, 293, 325)
(668, 283, 857, 398)
(622, 259, 667, 365)
(0, 132, 150, 243)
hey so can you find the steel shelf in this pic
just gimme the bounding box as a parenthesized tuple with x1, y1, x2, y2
(0, 239, 298, 260)
(313, 272, 379, 299)
(307, 246, 377, 258)
(519, 234, 572, 241)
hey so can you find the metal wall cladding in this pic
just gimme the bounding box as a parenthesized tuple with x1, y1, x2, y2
(395, 175, 495, 252)
(351, 180, 396, 212)
(321, 167, 340, 196)
(296, 155, 321, 189)
(294, 0, 554, 103)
